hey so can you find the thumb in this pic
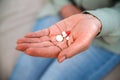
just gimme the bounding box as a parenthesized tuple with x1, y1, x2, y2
(57, 39, 90, 63)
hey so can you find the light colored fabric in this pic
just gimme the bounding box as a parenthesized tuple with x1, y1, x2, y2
(38, 0, 113, 18)
(0, 0, 48, 79)
(82, 0, 113, 10)
(38, 0, 71, 18)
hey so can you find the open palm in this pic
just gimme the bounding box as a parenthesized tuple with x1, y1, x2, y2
(16, 14, 101, 62)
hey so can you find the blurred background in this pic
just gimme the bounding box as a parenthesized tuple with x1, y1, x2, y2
(0, 0, 120, 80)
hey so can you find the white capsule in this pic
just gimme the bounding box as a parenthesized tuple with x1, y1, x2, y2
(66, 36, 70, 40)
(62, 31, 67, 37)
(56, 35, 63, 42)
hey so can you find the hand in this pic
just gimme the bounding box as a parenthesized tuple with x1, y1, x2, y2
(16, 14, 101, 62)
(60, 4, 82, 18)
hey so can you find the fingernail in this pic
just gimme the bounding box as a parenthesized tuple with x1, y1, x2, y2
(16, 45, 22, 50)
(17, 40, 22, 43)
(25, 33, 33, 37)
(58, 56, 66, 63)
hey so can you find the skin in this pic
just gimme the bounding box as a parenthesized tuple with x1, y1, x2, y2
(16, 5, 101, 63)
(60, 4, 82, 18)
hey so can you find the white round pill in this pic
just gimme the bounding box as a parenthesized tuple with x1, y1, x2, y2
(66, 36, 70, 40)
(62, 31, 67, 37)
(56, 35, 63, 42)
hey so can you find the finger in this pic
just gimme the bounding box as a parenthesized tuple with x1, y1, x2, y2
(17, 36, 50, 43)
(67, 34, 74, 46)
(25, 29, 49, 38)
(16, 41, 54, 51)
(25, 46, 61, 58)
(55, 39, 68, 50)
(16, 43, 29, 51)
(57, 38, 90, 63)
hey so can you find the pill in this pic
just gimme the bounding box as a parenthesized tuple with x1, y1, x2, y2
(62, 31, 67, 37)
(56, 35, 63, 42)
(66, 31, 71, 36)
(66, 36, 70, 40)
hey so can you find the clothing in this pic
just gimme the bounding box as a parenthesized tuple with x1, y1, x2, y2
(37, 0, 120, 54)
(10, 16, 120, 80)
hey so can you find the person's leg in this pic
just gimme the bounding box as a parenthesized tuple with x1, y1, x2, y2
(10, 16, 62, 80)
(40, 46, 120, 80)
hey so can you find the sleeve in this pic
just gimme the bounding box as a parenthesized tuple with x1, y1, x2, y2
(86, 1, 120, 37)
(37, 0, 70, 18)
(51, 0, 71, 11)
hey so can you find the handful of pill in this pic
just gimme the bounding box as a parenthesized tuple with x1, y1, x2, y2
(56, 31, 71, 42)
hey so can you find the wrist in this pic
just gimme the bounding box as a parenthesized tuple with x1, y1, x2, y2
(83, 12, 102, 36)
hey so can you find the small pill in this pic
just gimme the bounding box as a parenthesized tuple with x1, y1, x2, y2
(56, 35, 63, 42)
(66, 31, 71, 36)
(62, 31, 67, 37)
(66, 36, 70, 40)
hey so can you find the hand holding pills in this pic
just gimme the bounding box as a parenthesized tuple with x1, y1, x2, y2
(16, 14, 101, 63)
